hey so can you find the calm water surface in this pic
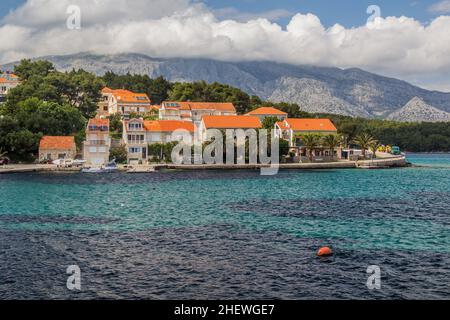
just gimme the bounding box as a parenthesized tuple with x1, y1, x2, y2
(0, 154, 449, 299)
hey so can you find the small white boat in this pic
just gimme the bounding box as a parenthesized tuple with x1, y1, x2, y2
(82, 160, 119, 173)
(81, 167, 104, 173)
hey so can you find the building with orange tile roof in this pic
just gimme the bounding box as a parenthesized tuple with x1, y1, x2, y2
(199, 115, 262, 142)
(39, 136, 76, 162)
(274, 118, 339, 160)
(246, 107, 288, 121)
(0, 72, 20, 104)
(83, 118, 111, 166)
(275, 119, 337, 147)
(160, 101, 237, 122)
(122, 118, 195, 164)
(98, 87, 152, 116)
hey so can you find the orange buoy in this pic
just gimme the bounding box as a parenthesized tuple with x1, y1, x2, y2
(317, 247, 333, 257)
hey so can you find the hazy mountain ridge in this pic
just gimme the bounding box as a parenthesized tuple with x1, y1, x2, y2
(2, 52, 450, 121)
(387, 97, 450, 122)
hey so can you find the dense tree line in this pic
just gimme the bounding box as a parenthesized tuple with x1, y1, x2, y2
(0, 60, 94, 160)
(168, 81, 263, 114)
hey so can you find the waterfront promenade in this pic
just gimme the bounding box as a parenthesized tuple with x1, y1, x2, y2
(0, 156, 407, 174)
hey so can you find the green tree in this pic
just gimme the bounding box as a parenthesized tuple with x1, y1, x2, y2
(110, 144, 128, 164)
(299, 134, 322, 162)
(0, 148, 9, 163)
(279, 138, 290, 160)
(7, 61, 104, 118)
(262, 116, 279, 130)
(14, 59, 55, 80)
(322, 134, 341, 160)
(353, 133, 377, 159)
(109, 113, 123, 139)
(168, 81, 255, 113)
(369, 140, 382, 159)
(15, 98, 86, 135)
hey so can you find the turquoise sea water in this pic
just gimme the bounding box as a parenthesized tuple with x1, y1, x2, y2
(0, 154, 449, 299)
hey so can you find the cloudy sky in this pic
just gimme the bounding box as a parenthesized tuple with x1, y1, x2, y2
(1, 0, 450, 91)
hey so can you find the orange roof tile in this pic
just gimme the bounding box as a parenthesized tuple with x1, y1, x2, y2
(103, 87, 151, 104)
(88, 118, 110, 127)
(101, 87, 115, 94)
(0, 73, 19, 82)
(163, 102, 236, 112)
(39, 136, 75, 150)
(284, 119, 337, 132)
(143, 120, 195, 133)
(246, 107, 287, 116)
(202, 115, 262, 129)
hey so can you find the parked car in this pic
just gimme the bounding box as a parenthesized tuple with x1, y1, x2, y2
(0, 158, 9, 165)
(391, 146, 401, 155)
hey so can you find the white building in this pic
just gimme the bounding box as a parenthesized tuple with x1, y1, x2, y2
(159, 102, 237, 124)
(0, 73, 20, 104)
(123, 118, 195, 163)
(83, 118, 111, 166)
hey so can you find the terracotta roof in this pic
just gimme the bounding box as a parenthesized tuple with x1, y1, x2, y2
(163, 102, 236, 112)
(101, 87, 115, 94)
(284, 119, 337, 132)
(88, 118, 110, 127)
(143, 120, 195, 133)
(0, 73, 19, 82)
(246, 107, 287, 116)
(202, 115, 262, 129)
(103, 87, 151, 104)
(39, 136, 75, 150)
(114, 92, 150, 104)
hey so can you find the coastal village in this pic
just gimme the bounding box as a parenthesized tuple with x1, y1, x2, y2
(0, 71, 406, 172)
(40, 87, 342, 166)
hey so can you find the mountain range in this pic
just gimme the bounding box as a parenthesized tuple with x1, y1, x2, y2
(2, 52, 450, 122)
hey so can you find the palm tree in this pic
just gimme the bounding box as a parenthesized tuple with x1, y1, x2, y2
(300, 134, 322, 162)
(353, 133, 377, 159)
(369, 140, 382, 159)
(0, 148, 9, 165)
(322, 134, 341, 161)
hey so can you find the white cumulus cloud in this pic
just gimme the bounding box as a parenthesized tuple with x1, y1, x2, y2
(1, 0, 450, 91)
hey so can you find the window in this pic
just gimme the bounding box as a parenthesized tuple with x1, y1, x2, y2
(129, 147, 141, 153)
(128, 123, 142, 130)
(98, 147, 107, 153)
(89, 147, 97, 153)
(127, 134, 144, 143)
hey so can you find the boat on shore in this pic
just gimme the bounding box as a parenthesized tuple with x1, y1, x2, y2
(81, 160, 119, 173)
